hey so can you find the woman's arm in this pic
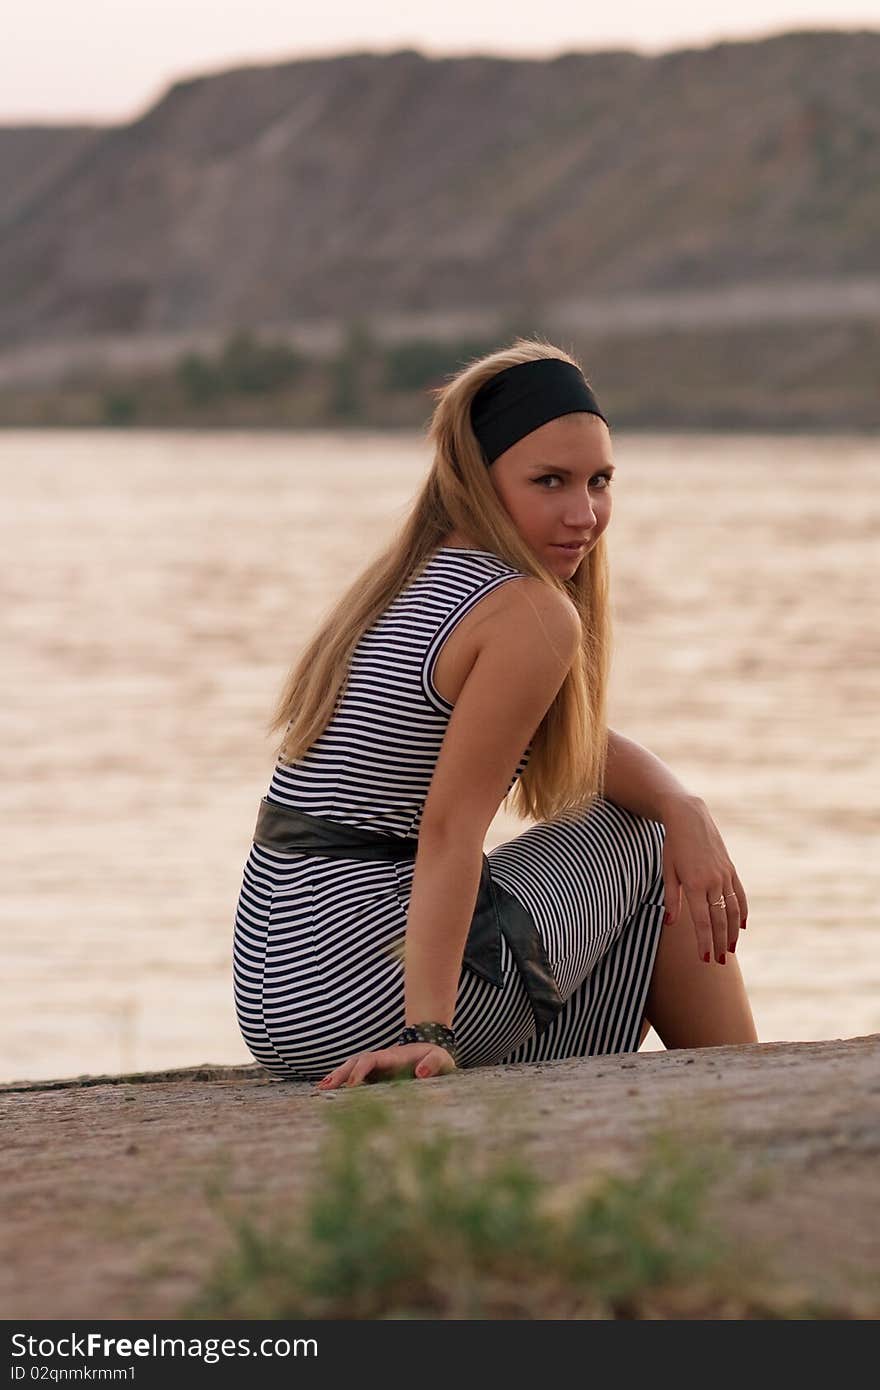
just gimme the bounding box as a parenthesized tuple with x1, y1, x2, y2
(405, 581, 580, 1025)
(603, 727, 704, 822)
(604, 727, 749, 955)
(403, 828, 485, 1026)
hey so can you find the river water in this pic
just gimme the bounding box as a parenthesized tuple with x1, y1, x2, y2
(2, 427, 877, 1082)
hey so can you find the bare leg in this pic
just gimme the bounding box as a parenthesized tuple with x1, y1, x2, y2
(645, 895, 758, 1048)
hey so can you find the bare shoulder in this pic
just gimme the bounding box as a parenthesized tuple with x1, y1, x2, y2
(478, 576, 581, 664)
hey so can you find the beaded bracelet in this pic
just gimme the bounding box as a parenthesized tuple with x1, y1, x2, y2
(396, 1022, 458, 1066)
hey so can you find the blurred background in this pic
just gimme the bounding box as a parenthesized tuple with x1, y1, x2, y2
(1, 4, 878, 1082)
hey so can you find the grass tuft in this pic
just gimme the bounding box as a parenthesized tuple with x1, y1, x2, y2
(179, 1087, 847, 1320)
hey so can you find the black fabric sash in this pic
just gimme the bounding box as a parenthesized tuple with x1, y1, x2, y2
(252, 796, 563, 1036)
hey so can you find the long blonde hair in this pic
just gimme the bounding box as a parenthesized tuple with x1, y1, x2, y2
(266, 335, 612, 823)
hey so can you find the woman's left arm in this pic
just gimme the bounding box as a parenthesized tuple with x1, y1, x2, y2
(604, 727, 699, 823)
(603, 728, 749, 960)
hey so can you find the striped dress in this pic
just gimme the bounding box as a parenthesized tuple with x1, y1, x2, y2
(233, 546, 667, 1082)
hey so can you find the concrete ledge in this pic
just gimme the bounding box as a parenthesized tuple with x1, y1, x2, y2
(3, 1035, 878, 1318)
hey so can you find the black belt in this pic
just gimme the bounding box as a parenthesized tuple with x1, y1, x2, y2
(252, 796, 563, 1036)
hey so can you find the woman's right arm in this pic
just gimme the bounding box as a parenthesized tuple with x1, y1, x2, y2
(403, 580, 581, 1031)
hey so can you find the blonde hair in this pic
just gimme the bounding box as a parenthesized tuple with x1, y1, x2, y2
(266, 335, 612, 823)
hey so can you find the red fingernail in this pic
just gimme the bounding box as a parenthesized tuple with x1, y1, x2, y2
(663, 911, 671, 926)
(719, 953, 726, 964)
(741, 919, 747, 930)
(728, 941, 736, 953)
(703, 952, 711, 963)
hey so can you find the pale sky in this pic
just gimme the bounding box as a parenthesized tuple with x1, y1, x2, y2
(4, 0, 879, 124)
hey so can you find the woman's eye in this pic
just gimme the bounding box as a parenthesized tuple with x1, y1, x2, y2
(535, 473, 613, 488)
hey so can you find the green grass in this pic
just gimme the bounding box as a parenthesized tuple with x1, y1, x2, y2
(179, 1085, 785, 1320)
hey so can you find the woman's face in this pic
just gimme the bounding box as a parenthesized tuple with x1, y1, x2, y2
(488, 411, 614, 574)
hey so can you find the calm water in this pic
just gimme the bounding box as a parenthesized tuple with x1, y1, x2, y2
(2, 428, 878, 1083)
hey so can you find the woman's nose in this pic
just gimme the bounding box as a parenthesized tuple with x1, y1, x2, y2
(566, 498, 598, 527)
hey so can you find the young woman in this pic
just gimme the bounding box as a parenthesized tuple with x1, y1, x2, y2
(233, 337, 758, 1090)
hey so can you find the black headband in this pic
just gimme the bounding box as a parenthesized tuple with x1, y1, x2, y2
(470, 358, 609, 465)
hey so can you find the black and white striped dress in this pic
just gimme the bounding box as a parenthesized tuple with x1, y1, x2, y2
(233, 546, 667, 1082)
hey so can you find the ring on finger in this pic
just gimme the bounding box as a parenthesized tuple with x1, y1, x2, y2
(709, 890, 738, 909)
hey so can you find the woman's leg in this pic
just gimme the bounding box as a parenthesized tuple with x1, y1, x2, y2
(644, 893, 758, 1047)
(489, 798, 668, 1064)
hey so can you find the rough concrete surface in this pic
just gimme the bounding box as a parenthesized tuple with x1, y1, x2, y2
(2, 1036, 879, 1320)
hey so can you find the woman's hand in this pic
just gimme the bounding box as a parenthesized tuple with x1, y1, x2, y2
(661, 795, 749, 965)
(314, 1042, 457, 1090)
